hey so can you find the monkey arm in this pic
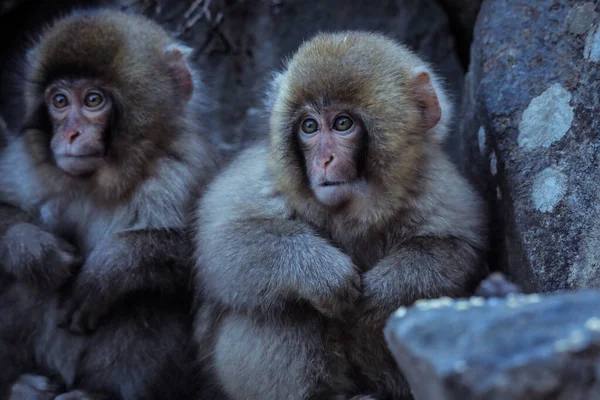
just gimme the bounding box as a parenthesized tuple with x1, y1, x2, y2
(94, 227, 193, 295)
(0, 202, 80, 289)
(58, 227, 192, 334)
(196, 145, 360, 317)
(198, 216, 360, 317)
(358, 236, 486, 328)
(0, 202, 32, 235)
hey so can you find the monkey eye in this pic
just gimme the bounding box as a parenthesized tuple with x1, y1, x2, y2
(84, 92, 104, 108)
(301, 118, 319, 134)
(52, 94, 69, 109)
(333, 116, 353, 131)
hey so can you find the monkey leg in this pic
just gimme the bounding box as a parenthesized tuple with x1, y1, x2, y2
(70, 305, 196, 400)
(0, 286, 41, 394)
(347, 328, 413, 400)
(213, 312, 353, 400)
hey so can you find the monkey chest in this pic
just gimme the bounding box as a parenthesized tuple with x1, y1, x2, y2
(37, 199, 123, 255)
(337, 239, 386, 272)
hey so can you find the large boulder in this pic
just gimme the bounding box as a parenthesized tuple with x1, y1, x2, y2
(385, 290, 600, 400)
(459, 0, 600, 292)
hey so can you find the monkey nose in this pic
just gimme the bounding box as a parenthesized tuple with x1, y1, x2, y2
(67, 131, 81, 144)
(324, 155, 334, 167)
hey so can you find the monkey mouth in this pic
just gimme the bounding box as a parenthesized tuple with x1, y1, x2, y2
(55, 154, 105, 176)
(320, 180, 351, 187)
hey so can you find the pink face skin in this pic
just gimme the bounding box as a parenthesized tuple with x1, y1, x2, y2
(45, 80, 112, 176)
(297, 109, 364, 208)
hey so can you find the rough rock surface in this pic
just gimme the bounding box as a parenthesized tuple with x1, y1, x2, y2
(459, 0, 600, 292)
(385, 290, 600, 400)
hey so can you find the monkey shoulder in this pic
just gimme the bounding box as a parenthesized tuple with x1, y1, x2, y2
(412, 149, 486, 245)
(199, 143, 293, 224)
(127, 136, 209, 230)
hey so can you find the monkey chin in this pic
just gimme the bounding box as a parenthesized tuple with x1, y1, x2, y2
(312, 180, 363, 208)
(55, 155, 105, 177)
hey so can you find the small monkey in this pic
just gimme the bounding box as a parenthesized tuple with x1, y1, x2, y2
(0, 9, 219, 399)
(193, 31, 488, 399)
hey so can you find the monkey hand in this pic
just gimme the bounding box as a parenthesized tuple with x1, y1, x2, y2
(355, 266, 400, 328)
(300, 246, 362, 319)
(0, 222, 81, 292)
(57, 262, 113, 335)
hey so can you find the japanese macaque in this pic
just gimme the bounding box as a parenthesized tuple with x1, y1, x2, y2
(0, 9, 220, 399)
(193, 31, 488, 399)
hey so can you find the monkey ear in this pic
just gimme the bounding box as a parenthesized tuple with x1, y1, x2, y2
(163, 44, 195, 102)
(410, 71, 442, 132)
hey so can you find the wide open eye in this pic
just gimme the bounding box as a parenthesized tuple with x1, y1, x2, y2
(333, 115, 353, 131)
(52, 94, 69, 109)
(301, 118, 319, 134)
(84, 92, 104, 108)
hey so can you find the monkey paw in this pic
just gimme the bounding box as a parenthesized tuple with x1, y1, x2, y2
(307, 255, 362, 319)
(58, 280, 112, 335)
(355, 268, 396, 327)
(8, 374, 62, 400)
(1, 223, 81, 291)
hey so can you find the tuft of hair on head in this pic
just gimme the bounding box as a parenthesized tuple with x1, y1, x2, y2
(267, 31, 454, 225)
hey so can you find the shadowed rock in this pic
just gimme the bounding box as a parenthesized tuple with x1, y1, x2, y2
(385, 290, 600, 400)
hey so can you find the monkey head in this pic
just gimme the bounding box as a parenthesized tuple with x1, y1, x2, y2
(21, 10, 197, 197)
(269, 31, 452, 225)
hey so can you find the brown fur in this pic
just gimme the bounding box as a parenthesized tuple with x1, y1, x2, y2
(271, 32, 454, 237)
(0, 9, 219, 399)
(21, 10, 209, 202)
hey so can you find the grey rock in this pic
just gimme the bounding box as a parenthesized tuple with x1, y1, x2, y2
(566, 2, 597, 35)
(384, 290, 600, 400)
(458, 0, 600, 292)
(585, 23, 600, 61)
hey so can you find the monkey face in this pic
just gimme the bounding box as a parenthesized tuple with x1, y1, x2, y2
(297, 109, 367, 208)
(45, 79, 111, 176)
